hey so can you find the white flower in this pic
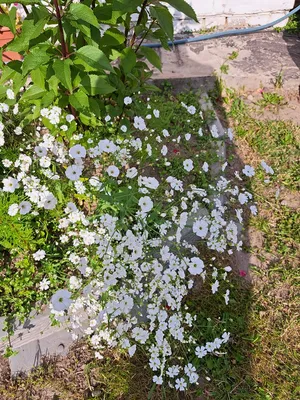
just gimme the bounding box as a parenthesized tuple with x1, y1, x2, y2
(8, 203, 19, 216)
(121, 125, 127, 133)
(222, 332, 230, 343)
(166, 365, 180, 378)
(238, 193, 248, 205)
(13, 103, 19, 115)
(19, 201, 31, 215)
(34, 146, 47, 157)
(187, 105, 196, 115)
(89, 176, 102, 189)
(133, 116, 146, 131)
(6, 89, 14, 100)
(162, 129, 169, 137)
(227, 128, 234, 140)
(60, 124, 68, 131)
(211, 125, 219, 138)
(153, 375, 163, 384)
(183, 159, 194, 172)
(43, 194, 57, 210)
(198, 127, 203, 136)
(185, 133, 191, 140)
(14, 126, 22, 135)
(39, 277, 50, 291)
(66, 114, 75, 123)
(153, 109, 160, 118)
(105, 115, 111, 122)
(128, 345, 136, 357)
(211, 280, 219, 294)
(138, 176, 159, 190)
(161, 145, 168, 156)
(224, 289, 230, 305)
(98, 139, 117, 153)
(0, 103, 9, 113)
(124, 96, 132, 105)
(69, 276, 81, 290)
(139, 196, 153, 213)
(69, 144, 86, 159)
(2, 159, 12, 168)
(175, 378, 187, 391)
(261, 160, 274, 175)
(51, 289, 72, 311)
(202, 162, 209, 172)
(107, 165, 120, 177)
(132, 327, 149, 343)
(250, 205, 258, 215)
(39, 156, 51, 168)
(65, 165, 82, 181)
(195, 345, 207, 358)
(242, 165, 255, 177)
(188, 257, 204, 275)
(3, 177, 19, 193)
(126, 167, 138, 179)
(33, 249, 46, 261)
(193, 218, 209, 238)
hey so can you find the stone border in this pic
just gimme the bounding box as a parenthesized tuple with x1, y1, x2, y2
(0, 84, 226, 376)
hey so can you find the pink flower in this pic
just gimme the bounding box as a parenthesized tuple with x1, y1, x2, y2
(239, 270, 247, 277)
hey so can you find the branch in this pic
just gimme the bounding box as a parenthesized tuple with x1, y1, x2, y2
(130, 0, 148, 48)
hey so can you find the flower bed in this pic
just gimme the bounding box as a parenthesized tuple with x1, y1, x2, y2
(0, 85, 274, 390)
(0, 0, 275, 393)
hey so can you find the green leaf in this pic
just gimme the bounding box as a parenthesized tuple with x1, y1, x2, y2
(53, 59, 73, 92)
(81, 75, 116, 96)
(41, 90, 56, 107)
(151, 6, 174, 40)
(139, 46, 162, 71)
(30, 66, 47, 89)
(99, 28, 125, 47)
(120, 48, 136, 74)
(76, 45, 113, 72)
(94, 5, 122, 24)
(7, 18, 48, 52)
(69, 90, 89, 112)
(112, 0, 142, 13)
(0, 7, 16, 34)
(69, 3, 99, 28)
(163, 0, 198, 22)
(20, 85, 46, 102)
(22, 49, 50, 76)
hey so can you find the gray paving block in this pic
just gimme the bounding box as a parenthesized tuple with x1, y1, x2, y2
(0, 309, 74, 375)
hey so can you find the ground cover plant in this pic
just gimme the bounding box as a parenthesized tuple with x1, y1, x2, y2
(0, 1, 292, 399)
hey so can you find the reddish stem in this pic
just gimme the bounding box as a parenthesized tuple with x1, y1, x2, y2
(53, 0, 68, 58)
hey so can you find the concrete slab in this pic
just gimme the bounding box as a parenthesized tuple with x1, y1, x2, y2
(152, 31, 300, 93)
(0, 309, 75, 375)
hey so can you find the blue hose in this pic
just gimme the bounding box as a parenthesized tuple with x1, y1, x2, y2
(144, 5, 300, 48)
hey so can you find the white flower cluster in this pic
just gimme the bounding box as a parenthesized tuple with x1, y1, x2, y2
(1, 97, 273, 390)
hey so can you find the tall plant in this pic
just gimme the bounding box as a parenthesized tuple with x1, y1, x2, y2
(0, 0, 197, 126)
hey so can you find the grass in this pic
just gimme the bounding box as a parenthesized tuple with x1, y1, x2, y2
(1, 87, 299, 400)
(209, 86, 300, 399)
(275, 12, 300, 34)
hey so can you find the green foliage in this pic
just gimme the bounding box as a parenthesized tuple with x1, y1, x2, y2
(0, 194, 33, 251)
(0, 0, 198, 126)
